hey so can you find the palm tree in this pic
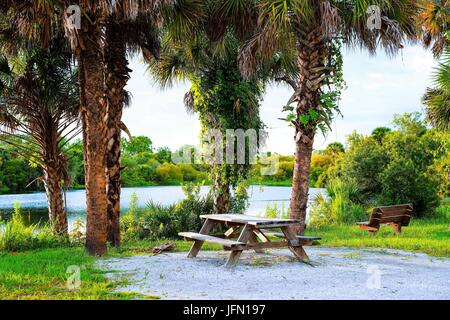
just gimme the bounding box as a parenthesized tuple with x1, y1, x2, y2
(1, 0, 206, 254)
(423, 46, 450, 131)
(149, 31, 264, 213)
(234, 0, 421, 234)
(1, 1, 145, 254)
(420, 0, 449, 131)
(0, 40, 79, 236)
(104, 11, 160, 247)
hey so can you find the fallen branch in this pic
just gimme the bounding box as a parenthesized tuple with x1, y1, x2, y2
(151, 242, 176, 256)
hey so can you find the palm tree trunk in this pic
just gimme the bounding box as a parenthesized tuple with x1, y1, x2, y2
(289, 28, 326, 235)
(105, 20, 131, 247)
(43, 166, 68, 237)
(290, 128, 315, 234)
(213, 174, 230, 214)
(78, 21, 108, 256)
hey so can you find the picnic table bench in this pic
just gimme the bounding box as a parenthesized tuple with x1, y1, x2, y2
(178, 214, 321, 267)
(357, 204, 413, 234)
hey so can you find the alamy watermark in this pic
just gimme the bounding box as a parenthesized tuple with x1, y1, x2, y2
(172, 129, 279, 176)
(66, 265, 85, 290)
(366, 264, 382, 289)
(367, 5, 382, 31)
(66, 5, 81, 30)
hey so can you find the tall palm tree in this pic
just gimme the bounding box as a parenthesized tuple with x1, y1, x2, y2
(150, 0, 300, 213)
(104, 0, 205, 245)
(148, 0, 299, 213)
(235, 0, 421, 234)
(1, 0, 149, 254)
(104, 11, 160, 247)
(149, 30, 265, 213)
(1, 0, 206, 254)
(0, 40, 79, 236)
(66, 0, 175, 254)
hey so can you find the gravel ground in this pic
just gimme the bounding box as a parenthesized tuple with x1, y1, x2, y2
(97, 247, 450, 300)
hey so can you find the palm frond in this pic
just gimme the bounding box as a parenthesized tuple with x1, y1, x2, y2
(423, 47, 450, 131)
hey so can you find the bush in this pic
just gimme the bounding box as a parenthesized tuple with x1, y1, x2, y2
(121, 182, 252, 241)
(0, 202, 63, 252)
(309, 180, 368, 227)
(156, 163, 183, 184)
(428, 205, 450, 222)
(229, 182, 250, 213)
(379, 157, 440, 217)
(328, 115, 448, 217)
(121, 184, 214, 241)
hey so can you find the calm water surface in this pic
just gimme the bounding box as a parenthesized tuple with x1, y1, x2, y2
(0, 186, 325, 227)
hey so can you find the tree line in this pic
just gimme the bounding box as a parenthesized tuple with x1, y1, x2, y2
(0, 1, 448, 256)
(0, 135, 342, 193)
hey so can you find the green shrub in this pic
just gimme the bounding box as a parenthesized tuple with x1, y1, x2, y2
(156, 163, 182, 184)
(0, 201, 63, 252)
(429, 205, 450, 222)
(309, 193, 333, 227)
(328, 115, 448, 217)
(229, 182, 250, 214)
(128, 192, 139, 221)
(121, 184, 214, 241)
(309, 180, 368, 227)
(379, 157, 440, 217)
(140, 201, 178, 240)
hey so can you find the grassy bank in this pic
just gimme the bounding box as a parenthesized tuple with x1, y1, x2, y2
(0, 241, 222, 300)
(308, 218, 450, 257)
(249, 179, 292, 187)
(0, 246, 140, 300)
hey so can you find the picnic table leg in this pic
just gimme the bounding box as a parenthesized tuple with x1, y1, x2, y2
(248, 232, 265, 254)
(225, 224, 253, 268)
(250, 229, 270, 254)
(187, 218, 215, 258)
(281, 226, 310, 263)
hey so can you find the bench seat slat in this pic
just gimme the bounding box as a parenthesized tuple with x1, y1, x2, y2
(259, 230, 321, 241)
(178, 232, 245, 247)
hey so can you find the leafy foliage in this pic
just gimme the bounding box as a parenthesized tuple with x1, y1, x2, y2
(327, 113, 449, 217)
(121, 184, 213, 240)
(0, 201, 63, 252)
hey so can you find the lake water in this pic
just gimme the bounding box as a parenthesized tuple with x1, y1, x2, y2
(0, 186, 325, 227)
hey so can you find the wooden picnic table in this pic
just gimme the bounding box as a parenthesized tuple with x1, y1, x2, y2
(178, 214, 320, 267)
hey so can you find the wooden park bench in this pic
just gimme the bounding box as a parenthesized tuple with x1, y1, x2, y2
(357, 204, 413, 234)
(178, 214, 321, 267)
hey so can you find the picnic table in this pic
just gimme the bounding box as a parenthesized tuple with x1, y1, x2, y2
(178, 214, 320, 267)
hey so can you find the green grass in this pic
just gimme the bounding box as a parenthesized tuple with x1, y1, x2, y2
(0, 246, 140, 300)
(0, 240, 221, 300)
(307, 218, 450, 257)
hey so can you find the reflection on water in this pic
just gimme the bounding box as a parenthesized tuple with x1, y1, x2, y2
(0, 186, 325, 227)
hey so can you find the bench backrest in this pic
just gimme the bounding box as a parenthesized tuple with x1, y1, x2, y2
(368, 204, 413, 227)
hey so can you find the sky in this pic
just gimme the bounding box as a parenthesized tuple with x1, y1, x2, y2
(122, 44, 438, 155)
